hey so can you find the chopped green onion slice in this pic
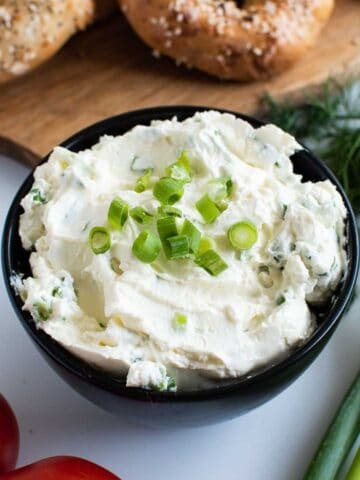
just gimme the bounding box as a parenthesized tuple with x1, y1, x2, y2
(89, 226, 111, 254)
(153, 376, 177, 392)
(181, 219, 201, 254)
(282, 204, 288, 219)
(107, 197, 129, 230)
(195, 249, 228, 276)
(173, 313, 187, 330)
(135, 168, 153, 193)
(153, 177, 184, 205)
(31, 188, 46, 204)
(130, 206, 153, 224)
(132, 231, 161, 263)
(111, 257, 124, 275)
(157, 216, 178, 240)
(196, 194, 221, 224)
(52, 286, 63, 298)
(157, 216, 178, 258)
(276, 294, 286, 306)
(157, 205, 182, 217)
(167, 377, 177, 392)
(198, 236, 216, 256)
(33, 302, 52, 322)
(207, 176, 233, 205)
(166, 150, 192, 183)
(167, 235, 190, 259)
(227, 221, 258, 250)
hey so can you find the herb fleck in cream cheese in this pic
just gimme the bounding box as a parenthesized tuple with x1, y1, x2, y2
(17, 112, 347, 391)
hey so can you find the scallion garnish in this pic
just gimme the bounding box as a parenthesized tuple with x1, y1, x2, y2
(181, 219, 201, 254)
(132, 231, 161, 263)
(31, 188, 46, 204)
(52, 286, 63, 298)
(276, 294, 286, 306)
(33, 302, 52, 322)
(167, 235, 190, 259)
(167, 377, 177, 392)
(282, 204, 288, 220)
(153, 177, 184, 205)
(89, 226, 111, 254)
(130, 206, 153, 224)
(195, 249, 228, 276)
(198, 236, 216, 256)
(166, 150, 192, 183)
(227, 221, 258, 250)
(107, 197, 129, 230)
(157, 205, 182, 217)
(135, 168, 153, 193)
(157, 216, 178, 240)
(157, 216, 178, 258)
(196, 194, 221, 224)
(207, 176, 233, 209)
(154, 376, 177, 392)
(111, 257, 124, 275)
(173, 313, 187, 330)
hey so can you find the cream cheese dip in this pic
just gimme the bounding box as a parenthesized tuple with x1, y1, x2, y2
(16, 111, 347, 392)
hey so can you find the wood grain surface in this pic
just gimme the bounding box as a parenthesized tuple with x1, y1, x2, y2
(0, 0, 359, 167)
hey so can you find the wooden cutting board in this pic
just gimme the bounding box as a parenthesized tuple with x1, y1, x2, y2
(0, 0, 359, 165)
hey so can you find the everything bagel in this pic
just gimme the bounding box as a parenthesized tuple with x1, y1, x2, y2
(119, 0, 335, 80)
(0, 0, 116, 85)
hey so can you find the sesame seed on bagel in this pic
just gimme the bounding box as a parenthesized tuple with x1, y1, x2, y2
(119, 0, 335, 80)
(0, 0, 116, 84)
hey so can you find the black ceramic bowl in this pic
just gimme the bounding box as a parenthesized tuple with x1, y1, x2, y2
(3, 106, 359, 427)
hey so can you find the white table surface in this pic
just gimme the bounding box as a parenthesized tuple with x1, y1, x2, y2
(0, 154, 359, 480)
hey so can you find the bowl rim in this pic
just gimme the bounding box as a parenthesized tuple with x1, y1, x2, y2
(2, 105, 359, 403)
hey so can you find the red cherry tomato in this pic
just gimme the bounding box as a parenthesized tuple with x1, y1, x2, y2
(1, 456, 121, 479)
(0, 394, 20, 474)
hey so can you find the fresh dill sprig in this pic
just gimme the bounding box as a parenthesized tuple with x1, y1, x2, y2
(322, 128, 360, 209)
(262, 79, 360, 212)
